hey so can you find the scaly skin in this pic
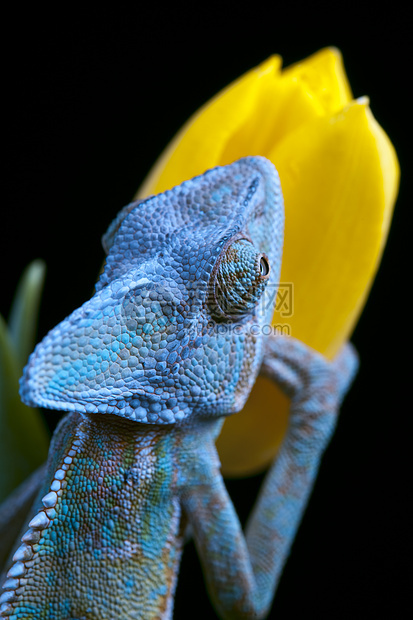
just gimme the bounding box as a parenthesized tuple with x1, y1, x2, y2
(3, 413, 224, 619)
(0, 157, 358, 618)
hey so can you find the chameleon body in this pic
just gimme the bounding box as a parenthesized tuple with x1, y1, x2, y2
(0, 157, 357, 619)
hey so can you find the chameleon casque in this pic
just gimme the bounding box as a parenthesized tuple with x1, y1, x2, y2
(0, 156, 357, 619)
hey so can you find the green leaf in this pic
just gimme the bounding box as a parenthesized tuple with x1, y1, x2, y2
(8, 259, 46, 373)
(0, 261, 49, 503)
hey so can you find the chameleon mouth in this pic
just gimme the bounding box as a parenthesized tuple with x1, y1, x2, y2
(21, 352, 190, 424)
(19, 269, 193, 425)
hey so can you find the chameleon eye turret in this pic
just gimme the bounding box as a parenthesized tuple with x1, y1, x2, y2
(209, 238, 271, 321)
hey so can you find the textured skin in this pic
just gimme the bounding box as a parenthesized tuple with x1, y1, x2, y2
(20, 157, 282, 424)
(0, 156, 358, 619)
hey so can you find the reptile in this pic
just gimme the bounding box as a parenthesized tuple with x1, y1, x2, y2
(0, 156, 357, 619)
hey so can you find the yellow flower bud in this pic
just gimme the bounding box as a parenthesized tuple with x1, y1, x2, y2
(138, 48, 399, 475)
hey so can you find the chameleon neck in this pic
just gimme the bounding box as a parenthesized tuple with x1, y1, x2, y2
(4, 413, 185, 620)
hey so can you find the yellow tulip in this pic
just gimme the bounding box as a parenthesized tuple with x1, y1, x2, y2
(138, 48, 399, 476)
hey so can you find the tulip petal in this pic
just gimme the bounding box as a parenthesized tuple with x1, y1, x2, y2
(219, 72, 325, 165)
(269, 98, 399, 358)
(218, 99, 399, 475)
(215, 376, 290, 475)
(283, 47, 353, 115)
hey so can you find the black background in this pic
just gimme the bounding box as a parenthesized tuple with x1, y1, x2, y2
(2, 5, 410, 618)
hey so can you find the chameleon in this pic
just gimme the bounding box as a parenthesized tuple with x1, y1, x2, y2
(0, 156, 357, 619)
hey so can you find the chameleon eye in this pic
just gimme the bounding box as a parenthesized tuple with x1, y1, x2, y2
(210, 239, 270, 321)
(259, 255, 270, 277)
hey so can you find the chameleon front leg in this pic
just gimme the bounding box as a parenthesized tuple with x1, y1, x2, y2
(182, 335, 358, 619)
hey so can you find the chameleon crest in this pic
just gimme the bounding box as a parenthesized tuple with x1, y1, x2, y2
(20, 157, 283, 424)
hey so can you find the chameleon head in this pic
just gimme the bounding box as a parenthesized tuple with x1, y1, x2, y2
(20, 157, 284, 424)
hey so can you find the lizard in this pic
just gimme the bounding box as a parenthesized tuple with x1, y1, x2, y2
(0, 156, 358, 619)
